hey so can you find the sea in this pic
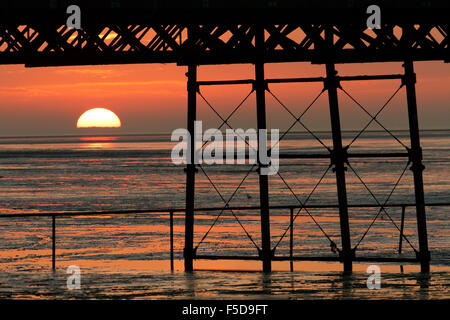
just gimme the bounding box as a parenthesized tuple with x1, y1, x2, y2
(0, 130, 448, 299)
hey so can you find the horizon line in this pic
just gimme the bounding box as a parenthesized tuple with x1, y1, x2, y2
(1, 128, 450, 140)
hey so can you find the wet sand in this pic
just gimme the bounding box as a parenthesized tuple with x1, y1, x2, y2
(0, 260, 449, 299)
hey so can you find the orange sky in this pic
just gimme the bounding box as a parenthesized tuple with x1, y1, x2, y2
(0, 61, 449, 136)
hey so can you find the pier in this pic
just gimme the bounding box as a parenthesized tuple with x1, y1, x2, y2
(0, 1, 449, 273)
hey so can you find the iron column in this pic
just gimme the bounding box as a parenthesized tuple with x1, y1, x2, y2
(255, 25, 271, 272)
(403, 60, 430, 273)
(326, 62, 353, 273)
(184, 63, 197, 272)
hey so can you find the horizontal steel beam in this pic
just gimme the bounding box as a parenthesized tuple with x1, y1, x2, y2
(199, 153, 409, 161)
(339, 75, 404, 81)
(274, 256, 420, 263)
(18, 50, 449, 67)
(194, 255, 420, 263)
(279, 152, 409, 159)
(197, 79, 254, 86)
(266, 75, 404, 85)
(279, 154, 330, 159)
(266, 77, 324, 84)
(195, 74, 404, 89)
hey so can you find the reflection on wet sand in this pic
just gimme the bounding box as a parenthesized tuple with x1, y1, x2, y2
(0, 212, 448, 299)
(0, 266, 446, 300)
(0, 132, 449, 299)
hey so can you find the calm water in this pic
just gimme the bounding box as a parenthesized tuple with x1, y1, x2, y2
(0, 131, 449, 299)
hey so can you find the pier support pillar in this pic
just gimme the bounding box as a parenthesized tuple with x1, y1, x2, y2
(325, 62, 353, 273)
(403, 60, 430, 273)
(255, 26, 272, 272)
(184, 63, 197, 272)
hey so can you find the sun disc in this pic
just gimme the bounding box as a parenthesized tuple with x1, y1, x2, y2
(77, 108, 121, 128)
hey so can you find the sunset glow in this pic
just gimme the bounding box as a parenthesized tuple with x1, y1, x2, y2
(77, 108, 121, 128)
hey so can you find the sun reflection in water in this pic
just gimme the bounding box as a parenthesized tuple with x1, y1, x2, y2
(79, 136, 118, 149)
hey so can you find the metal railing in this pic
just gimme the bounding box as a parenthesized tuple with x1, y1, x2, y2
(0, 202, 449, 271)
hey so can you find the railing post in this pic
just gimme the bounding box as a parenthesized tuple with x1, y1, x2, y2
(290, 207, 294, 272)
(52, 214, 56, 271)
(170, 210, 174, 272)
(398, 205, 406, 254)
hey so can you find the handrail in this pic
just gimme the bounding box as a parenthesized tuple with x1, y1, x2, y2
(0, 203, 448, 272)
(0, 202, 449, 219)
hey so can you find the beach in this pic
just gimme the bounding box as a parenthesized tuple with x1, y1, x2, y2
(0, 131, 449, 299)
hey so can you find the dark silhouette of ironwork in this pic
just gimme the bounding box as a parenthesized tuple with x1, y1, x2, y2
(0, 1, 448, 273)
(0, 1, 448, 66)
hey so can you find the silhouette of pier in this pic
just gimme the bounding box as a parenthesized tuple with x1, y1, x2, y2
(0, 1, 449, 273)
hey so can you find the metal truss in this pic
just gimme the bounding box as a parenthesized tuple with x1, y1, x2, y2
(186, 69, 427, 273)
(0, 23, 447, 66)
(0, 2, 440, 273)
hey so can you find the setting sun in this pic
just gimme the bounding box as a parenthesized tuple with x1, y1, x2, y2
(77, 108, 121, 128)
